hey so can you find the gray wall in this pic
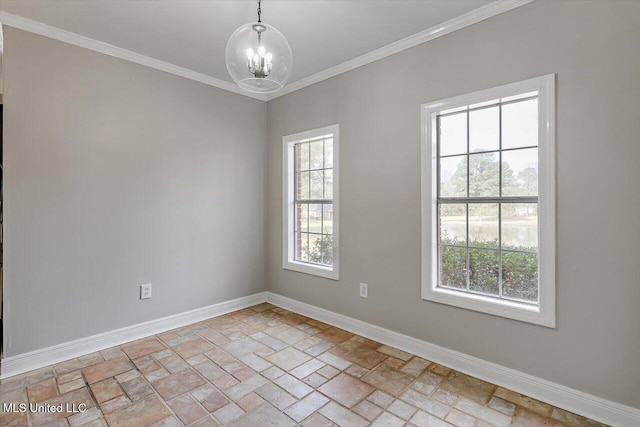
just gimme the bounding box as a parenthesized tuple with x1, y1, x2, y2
(3, 28, 266, 356)
(265, 1, 640, 408)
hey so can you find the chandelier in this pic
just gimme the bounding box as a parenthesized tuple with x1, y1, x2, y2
(225, 0, 293, 93)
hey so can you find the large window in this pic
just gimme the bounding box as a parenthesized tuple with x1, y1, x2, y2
(421, 75, 555, 327)
(283, 125, 339, 280)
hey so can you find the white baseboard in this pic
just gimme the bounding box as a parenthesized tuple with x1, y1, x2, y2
(265, 292, 639, 427)
(3, 290, 637, 426)
(1, 292, 267, 379)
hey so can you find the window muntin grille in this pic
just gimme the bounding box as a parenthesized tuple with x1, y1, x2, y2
(436, 94, 540, 304)
(293, 134, 334, 267)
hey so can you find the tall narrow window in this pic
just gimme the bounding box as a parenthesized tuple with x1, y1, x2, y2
(421, 75, 555, 327)
(283, 125, 339, 280)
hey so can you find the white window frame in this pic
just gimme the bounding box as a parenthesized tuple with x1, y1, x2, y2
(282, 124, 340, 280)
(421, 75, 556, 327)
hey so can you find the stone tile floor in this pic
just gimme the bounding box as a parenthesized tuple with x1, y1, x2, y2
(0, 303, 607, 427)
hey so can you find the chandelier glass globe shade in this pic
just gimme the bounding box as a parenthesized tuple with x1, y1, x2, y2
(225, 21, 293, 94)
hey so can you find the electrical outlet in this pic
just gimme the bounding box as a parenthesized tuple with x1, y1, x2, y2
(140, 284, 152, 300)
(359, 283, 368, 298)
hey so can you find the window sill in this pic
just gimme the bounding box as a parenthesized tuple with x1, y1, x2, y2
(283, 260, 339, 281)
(422, 285, 555, 328)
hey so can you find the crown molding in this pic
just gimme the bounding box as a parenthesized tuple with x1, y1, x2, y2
(265, 0, 534, 101)
(0, 1, 533, 103)
(0, 11, 268, 101)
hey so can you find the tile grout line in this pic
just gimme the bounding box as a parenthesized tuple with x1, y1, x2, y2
(155, 325, 227, 426)
(3, 303, 604, 427)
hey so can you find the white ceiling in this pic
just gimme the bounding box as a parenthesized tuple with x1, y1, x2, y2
(0, 0, 495, 87)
